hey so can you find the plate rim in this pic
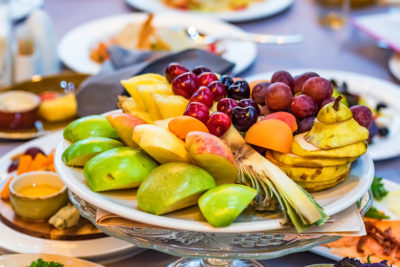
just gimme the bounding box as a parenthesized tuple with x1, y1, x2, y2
(124, 0, 293, 22)
(58, 12, 257, 75)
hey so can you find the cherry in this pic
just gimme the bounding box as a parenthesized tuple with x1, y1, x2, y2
(172, 72, 199, 99)
(228, 80, 250, 100)
(183, 102, 210, 124)
(165, 63, 189, 83)
(208, 81, 226, 101)
(238, 99, 260, 115)
(219, 75, 234, 90)
(231, 106, 258, 132)
(189, 86, 214, 108)
(198, 72, 218, 87)
(206, 112, 231, 137)
(217, 98, 238, 116)
(192, 66, 212, 76)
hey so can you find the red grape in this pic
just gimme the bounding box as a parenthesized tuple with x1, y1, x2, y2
(208, 81, 226, 101)
(25, 147, 45, 158)
(198, 72, 218, 87)
(238, 99, 260, 115)
(172, 72, 199, 99)
(231, 106, 258, 132)
(7, 159, 19, 173)
(206, 112, 231, 137)
(290, 95, 318, 118)
(271, 71, 294, 89)
(264, 82, 293, 110)
(293, 72, 319, 94)
(165, 63, 189, 83)
(184, 102, 210, 124)
(260, 104, 272, 116)
(189, 86, 214, 108)
(228, 80, 250, 100)
(350, 105, 373, 128)
(302, 77, 333, 103)
(251, 82, 270, 105)
(217, 98, 238, 116)
(192, 66, 212, 76)
(297, 116, 316, 133)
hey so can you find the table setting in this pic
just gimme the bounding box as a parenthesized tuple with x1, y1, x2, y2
(0, 0, 400, 266)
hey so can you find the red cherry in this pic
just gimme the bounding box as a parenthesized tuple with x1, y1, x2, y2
(172, 72, 199, 99)
(238, 98, 260, 115)
(189, 86, 214, 108)
(197, 72, 218, 87)
(207, 112, 231, 137)
(165, 63, 189, 83)
(184, 102, 210, 124)
(192, 65, 212, 76)
(208, 81, 226, 101)
(217, 98, 238, 116)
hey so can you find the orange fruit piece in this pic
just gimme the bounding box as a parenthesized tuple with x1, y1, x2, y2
(168, 116, 209, 140)
(263, 111, 298, 132)
(245, 119, 293, 153)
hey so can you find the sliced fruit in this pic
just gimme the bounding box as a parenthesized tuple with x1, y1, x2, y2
(292, 133, 367, 158)
(62, 137, 123, 167)
(106, 113, 147, 147)
(137, 162, 216, 215)
(154, 118, 174, 129)
(198, 184, 257, 227)
(133, 124, 190, 163)
(264, 112, 297, 132)
(387, 191, 400, 217)
(245, 119, 293, 153)
(152, 93, 189, 119)
(84, 147, 158, 192)
(136, 83, 172, 120)
(296, 169, 350, 192)
(271, 151, 357, 168)
(63, 115, 119, 143)
(38, 93, 77, 122)
(186, 131, 238, 185)
(168, 116, 209, 140)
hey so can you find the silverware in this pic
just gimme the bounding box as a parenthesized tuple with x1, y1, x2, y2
(185, 26, 304, 45)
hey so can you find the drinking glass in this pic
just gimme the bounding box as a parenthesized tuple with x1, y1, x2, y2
(315, 0, 350, 29)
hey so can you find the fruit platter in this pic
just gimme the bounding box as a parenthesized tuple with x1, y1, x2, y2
(54, 63, 374, 264)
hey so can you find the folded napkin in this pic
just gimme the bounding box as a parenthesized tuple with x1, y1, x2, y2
(95, 204, 365, 236)
(75, 47, 235, 117)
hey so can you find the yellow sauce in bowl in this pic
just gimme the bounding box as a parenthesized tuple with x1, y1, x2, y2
(17, 184, 62, 198)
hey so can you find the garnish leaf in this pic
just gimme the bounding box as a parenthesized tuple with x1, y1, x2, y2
(371, 176, 388, 201)
(365, 206, 390, 220)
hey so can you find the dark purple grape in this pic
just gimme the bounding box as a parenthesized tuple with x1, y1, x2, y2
(297, 116, 316, 133)
(231, 106, 258, 132)
(24, 147, 45, 158)
(271, 71, 294, 90)
(378, 127, 389, 137)
(293, 72, 319, 94)
(350, 105, 373, 128)
(165, 63, 189, 83)
(192, 65, 212, 76)
(251, 82, 270, 105)
(367, 120, 378, 144)
(228, 80, 250, 100)
(251, 144, 267, 155)
(320, 96, 336, 109)
(7, 159, 19, 173)
(303, 77, 333, 103)
(238, 99, 260, 115)
(219, 75, 234, 90)
(291, 95, 318, 119)
(265, 82, 293, 110)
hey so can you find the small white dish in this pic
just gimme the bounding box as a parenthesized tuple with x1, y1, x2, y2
(389, 53, 400, 82)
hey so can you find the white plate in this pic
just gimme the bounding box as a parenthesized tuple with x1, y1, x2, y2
(125, 0, 293, 22)
(0, 254, 103, 267)
(311, 179, 400, 261)
(58, 13, 257, 75)
(389, 53, 400, 82)
(55, 134, 374, 233)
(246, 69, 400, 161)
(0, 131, 139, 263)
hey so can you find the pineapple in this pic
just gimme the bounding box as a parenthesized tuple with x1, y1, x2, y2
(137, 83, 172, 120)
(152, 93, 189, 119)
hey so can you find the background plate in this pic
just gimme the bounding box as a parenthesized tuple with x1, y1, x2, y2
(246, 69, 400, 161)
(58, 13, 257, 75)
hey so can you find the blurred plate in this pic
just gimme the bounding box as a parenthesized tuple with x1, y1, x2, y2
(311, 179, 400, 262)
(0, 73, 88, 140)
(0, 131, 140, 264)
(125, 0, 293, 22)
(247, 69, 400, 161)
(0, 254, 103, 267)
(389, 53, 400, 82)
(58, 13, 257, 75)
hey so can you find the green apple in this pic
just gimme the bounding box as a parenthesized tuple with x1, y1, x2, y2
(198, 184, 257, 227)
(63, 115, 119, 143)
(137, 162, 216, 215)
(84, 147, 158, 192)
(62, 137, 123, 167)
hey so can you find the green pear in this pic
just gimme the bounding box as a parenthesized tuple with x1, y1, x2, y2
(198, 184, 257, 227)
(62, 137, 123, 167)
(63, 115, 119, 143)
(137, 162, 216, 215)
(84, 147, 158, 192)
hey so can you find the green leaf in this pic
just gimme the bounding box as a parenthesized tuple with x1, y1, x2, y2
(371, 176, 388, 201)
(365, 206, 390, 219)
(26, 258, 64, 267)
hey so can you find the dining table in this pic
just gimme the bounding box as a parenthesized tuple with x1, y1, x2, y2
(1, 0, 400, 266)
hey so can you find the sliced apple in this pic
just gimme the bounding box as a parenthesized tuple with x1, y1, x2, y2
(198, 184, 257, 227)
(154, 118, 174, 129)
(106, 113, 147, 147)
(137, 83, 172, 120)
(185, 131, 238, 185)
(137, 162, 216, 215)
(152, 93, 189, 119)
(133, 124, 190, 163)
